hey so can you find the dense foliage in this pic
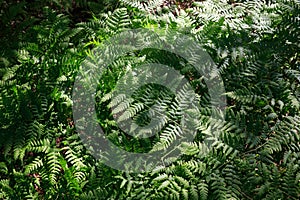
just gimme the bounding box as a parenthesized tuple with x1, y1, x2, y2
(0, 0, 299, 199)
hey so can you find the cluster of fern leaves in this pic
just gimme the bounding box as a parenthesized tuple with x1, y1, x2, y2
(0, 0, 299, 199)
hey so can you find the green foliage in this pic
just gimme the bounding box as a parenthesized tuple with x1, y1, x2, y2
(1, 0, 300, 199)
